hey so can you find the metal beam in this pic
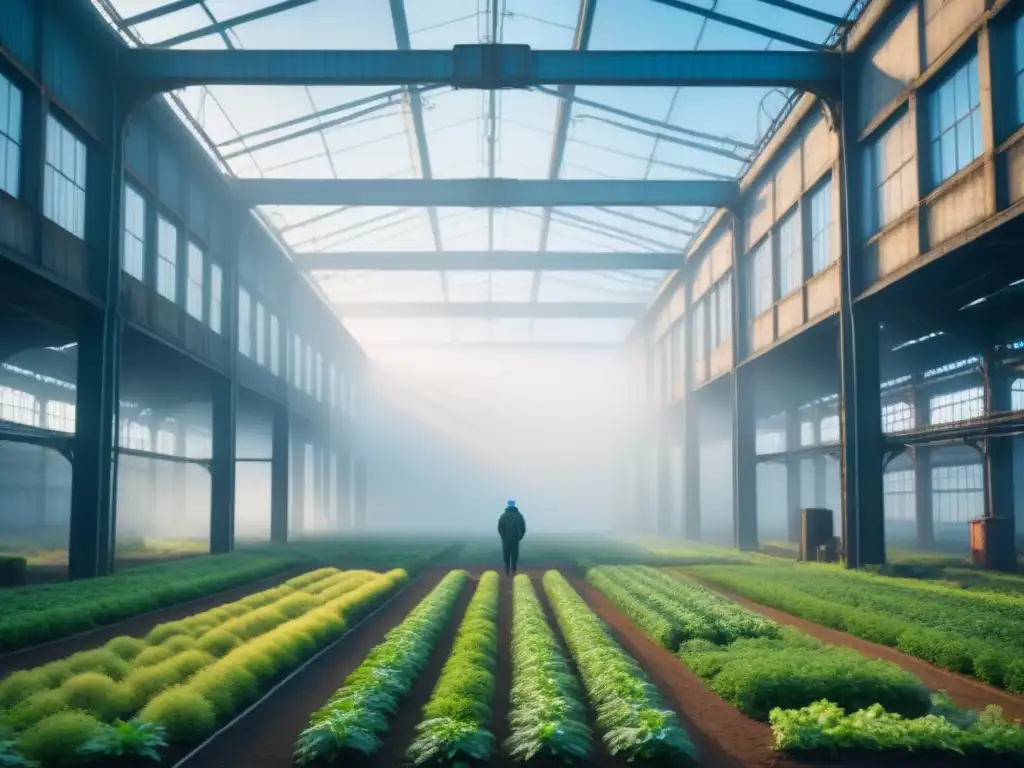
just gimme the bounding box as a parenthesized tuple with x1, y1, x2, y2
(124, 45, 841, 95)
(532, 0, 600, 307)
(230, 178, 739, 208)
(334, 301, 646, 318)
(296, 250, 682, 271)
(123, 0, 203, 26)
(753, 0, 844, 25)
(153, 0, 320, 48)
(369, 341, 623, 351)
(388, 0, 448, 302)
(649, 0, 823, 50)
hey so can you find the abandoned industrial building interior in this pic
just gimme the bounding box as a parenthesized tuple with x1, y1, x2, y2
(2, 1, 1024, 767)
(0, 0, 1022, 584)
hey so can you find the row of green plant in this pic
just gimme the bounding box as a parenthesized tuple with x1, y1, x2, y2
(770, 697, 1024, 755)
(292, 570, 470, 764)
(591, 567, 1024, 757)
(406, 571, 500, 766)
(0, 568, 408, 766)
(588, 566, 933, 720)
(588, 566, 778, 650)
(683, 563, 1024, 693)
(505, 575, 591, 763)
(0, 568, 369, 719)
(542, 570, 697, 764)
(0, 551, 304, 652)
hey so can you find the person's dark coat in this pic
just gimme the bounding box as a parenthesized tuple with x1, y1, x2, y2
(497, 506, 526, 543)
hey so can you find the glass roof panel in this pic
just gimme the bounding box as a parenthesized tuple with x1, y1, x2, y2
(95, 0, 862, 350)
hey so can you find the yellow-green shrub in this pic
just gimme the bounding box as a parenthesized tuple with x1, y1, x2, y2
(104, 636, 146, 661)
(65, 649, 128, 681)
(144, 621, 188, 645)
(238, 585, 293, 609)
(195, 628, 241, 657)
(131, 645, 174, 668)
(274, 592, 318, 619)
(2, 689, 67, 730)
(183, 622, 216, 638)
(164, 649, 215, 679)
(218, 605, 288, 640)
(0, 669, 49, 709)
(160, 635, 197, 654)
(59, 672, 133, 722)
(124, 663, 182, 709)
(17, 711, 104, 767)
(314, 573, 377, 603)
(285, 568, 339, 589)
(138, 685, 216, 743)
(37, 660, 74, 687)
(187, 663, 259, 718)
(295, 607, 345, 643)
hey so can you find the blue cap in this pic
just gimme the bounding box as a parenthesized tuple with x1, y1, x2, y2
(507, 500, 516, 507)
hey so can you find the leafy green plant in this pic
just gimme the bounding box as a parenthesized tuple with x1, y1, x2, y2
(0, 726, 37, 768)
(588, 566, 933, 720)
(770, 698, 1024, 754)
(77, 719, 168, 762)
(406, 572, 500, 766)
(543, 571, 697, 764)
(294, 570, 469, 764)
(684, 562, 1024, 692)
(594, 566, 779, 646)
(505, 575, 592, 763)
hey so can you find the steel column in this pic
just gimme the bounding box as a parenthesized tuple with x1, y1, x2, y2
(335, 449, 351, 528)
(312, 440, 324, 522)
(811, 407, 826, 506)
(682, 277, 701, 541)
(353, 457, 366, 530)
(657, 434, 672, 536)
(634, 451, 650, 534)
(209, 375, 236, 553)
(729, 213, 756, 551)
(292, 432, 306, 535)
(69, 82, 127, 580)
(983, 350, 1016, 558)
(209, 204, 241, 554)
(836, 67, 885, 567)
(270, 404, 289, 543)
(733, 366, 758, 551)
(912, 386, 934, 546)
(785, 409, 802, 542)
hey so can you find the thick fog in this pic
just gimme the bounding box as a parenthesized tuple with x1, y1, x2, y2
(357, 346, 633, 535)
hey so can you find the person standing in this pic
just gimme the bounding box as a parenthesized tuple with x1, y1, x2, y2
(497, 500, 526, 576)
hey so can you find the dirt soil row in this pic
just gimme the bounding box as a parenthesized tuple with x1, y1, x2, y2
(674, 569, 1024, 722)
(22, 564, 1014, 768)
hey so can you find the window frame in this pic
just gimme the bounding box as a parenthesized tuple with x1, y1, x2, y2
(155, 214, 179, 302)
(43, 114, 87, 239)
(238, 286, 252, 357)
(185, 241, 205, 321)
(122, 183, 146, 282)
(927, 52, 982, 189)
(209, 262, 223, 334)
(0, 73, 24, 199)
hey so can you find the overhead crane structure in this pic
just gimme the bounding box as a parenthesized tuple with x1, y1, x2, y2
(6, 0, 1020, 580)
